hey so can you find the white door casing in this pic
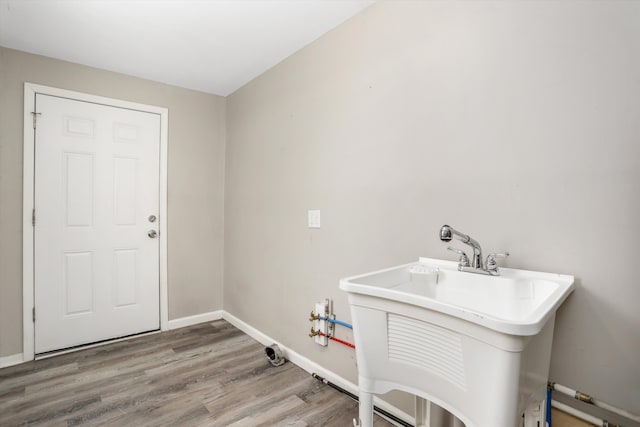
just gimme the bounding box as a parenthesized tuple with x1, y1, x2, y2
(23, 84, 169, 359)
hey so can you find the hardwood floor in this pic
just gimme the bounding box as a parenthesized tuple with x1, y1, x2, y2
(0, 320, 393, 426)
(0, 320, 591, 427)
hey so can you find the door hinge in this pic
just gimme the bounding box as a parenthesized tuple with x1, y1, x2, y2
(32, 208, 36, 227)
(33, 307, 36, 323)
(31, 111, 41, 129)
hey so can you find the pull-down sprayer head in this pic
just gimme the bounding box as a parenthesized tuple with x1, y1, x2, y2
(439, 224, 483, 269)
(439, 224, 453, 242)
(440, 224, 470, 244)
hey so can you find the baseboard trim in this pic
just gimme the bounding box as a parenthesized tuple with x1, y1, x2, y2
(0, 353, 25, 368)
(166, 310, 224, 330)
(222, 311, 414, 426)
(3, 310, 224, 368)
(222, 311, 357, 394)
(3, 310, 412, 424)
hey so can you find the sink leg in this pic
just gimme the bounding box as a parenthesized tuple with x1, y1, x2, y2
(452, 417, 466, 427)
(359, 391, 374, 427)
(415, 396, 430, 427)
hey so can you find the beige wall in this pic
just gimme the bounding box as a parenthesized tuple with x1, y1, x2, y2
(2, 0, 639, 420)
(0, 47, 226, 357)
(225, 0, 640, 416)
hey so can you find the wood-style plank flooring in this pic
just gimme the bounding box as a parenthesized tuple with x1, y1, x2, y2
(0, 320, 393, 426)
(551, 409, 591, 427)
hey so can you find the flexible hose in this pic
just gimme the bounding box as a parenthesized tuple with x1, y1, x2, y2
(320, 316, 353, 329)
(319, 332, 355, 349)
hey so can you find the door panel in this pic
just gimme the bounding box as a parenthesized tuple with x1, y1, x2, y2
(34, 94, 160, 354)
(63, 251, 93, 315)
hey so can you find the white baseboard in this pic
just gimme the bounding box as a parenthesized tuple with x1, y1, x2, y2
(0, 353, 24, 368)
(166, 310, 224, 330)
(222, 311, 357, 394)
(4, 310, 412, 425)
(6, 311, 224, 367)
(222, 311, 414, 426)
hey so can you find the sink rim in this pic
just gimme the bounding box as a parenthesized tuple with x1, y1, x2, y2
(339, 257, 575, 336)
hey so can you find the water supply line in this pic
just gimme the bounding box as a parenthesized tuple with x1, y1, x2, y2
(321, 333, 355, 349)
(311, 373, 413, 427)
(549, 382, 640, 424)
(308, 308, 355, 348)
(547, 387, 553, 427)
(323, 317, 353, 329)
(309, 312, 353, 329)
(551, 400, 608, 426)
(309, 328, 355, 349)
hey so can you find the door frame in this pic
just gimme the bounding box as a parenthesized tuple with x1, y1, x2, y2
(22, 83, 169, 361)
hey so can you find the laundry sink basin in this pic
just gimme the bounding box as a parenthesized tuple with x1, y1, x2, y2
(340, 257, 574, 336)
(340, 257, 574, 427)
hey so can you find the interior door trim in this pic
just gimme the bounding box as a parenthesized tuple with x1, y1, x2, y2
(22, 83, 169, 361)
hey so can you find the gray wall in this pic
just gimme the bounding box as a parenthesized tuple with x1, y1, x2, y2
(225, 0, 640, 415)
(0, 47, 226, 357)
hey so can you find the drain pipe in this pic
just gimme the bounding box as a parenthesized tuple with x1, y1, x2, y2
(549, 382, 640, 424)
(264, 344, 286, 367)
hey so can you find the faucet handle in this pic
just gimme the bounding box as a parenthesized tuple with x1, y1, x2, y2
(486, 252, 510, 270)
(447, 247, 470, 267)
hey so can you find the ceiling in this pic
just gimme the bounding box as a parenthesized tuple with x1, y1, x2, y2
(0, 0, 374, 96)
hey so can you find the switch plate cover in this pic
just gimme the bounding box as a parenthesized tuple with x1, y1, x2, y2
(308, 210, 321, 228)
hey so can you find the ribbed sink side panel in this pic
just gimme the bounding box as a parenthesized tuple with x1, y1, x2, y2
(387, 313, 467, 390)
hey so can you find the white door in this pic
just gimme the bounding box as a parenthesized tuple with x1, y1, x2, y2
(34, 94, 160, 354)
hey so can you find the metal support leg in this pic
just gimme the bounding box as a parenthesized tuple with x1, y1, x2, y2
(415, 396, 431, 427)
(452, 417, 466, 427)
(416, 397, 467, 427)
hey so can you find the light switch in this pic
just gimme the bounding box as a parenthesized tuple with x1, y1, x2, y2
(308, 210, 321, 228)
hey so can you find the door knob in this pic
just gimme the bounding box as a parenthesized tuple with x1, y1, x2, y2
(148, 230, 158, 238)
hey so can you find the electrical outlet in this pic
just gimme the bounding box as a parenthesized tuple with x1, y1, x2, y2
(314, 300, 329, 346)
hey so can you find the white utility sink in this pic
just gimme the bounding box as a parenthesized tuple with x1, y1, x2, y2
(340, 257, 574, 427)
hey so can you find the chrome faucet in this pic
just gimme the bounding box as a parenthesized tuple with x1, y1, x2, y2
(439, 225, 509, 275)
(439, 225, 484, 269)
